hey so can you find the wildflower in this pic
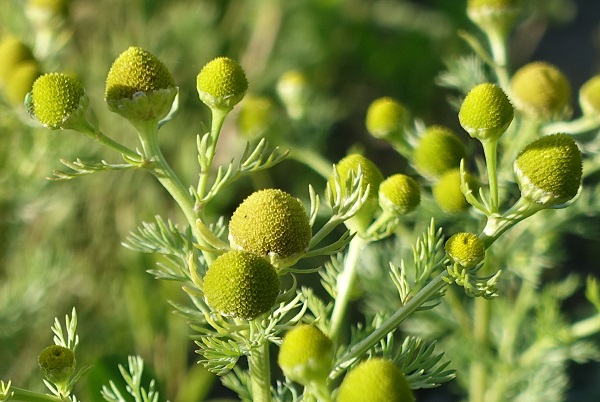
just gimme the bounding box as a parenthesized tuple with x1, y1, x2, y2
(276, 70, 309, 120)
(38, 345, 76, 385)
(433, 168, 477, 213)
(203, 250, 280, 320)
(337, 358, 414, 402)
(467, 0, 521, 37)
(3, 60, 41, 106)
(0, 36, 35, 85)
(228, 189, 311, 268)
(196, 56, 248, 112)
(514, 133, 582, 207)
(365, 97, 408, 141)
(459, 82, 514, 141)
(413, 126, 466, 179)
(278, 324, 334, 385)
(378, 174, 421, 215)
(578, 74, 600, 117)
(445, 232, 486, 268)
(28, 73, 86, 129)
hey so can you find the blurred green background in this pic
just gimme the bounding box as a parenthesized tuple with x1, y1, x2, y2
(1, 0, 599, 401)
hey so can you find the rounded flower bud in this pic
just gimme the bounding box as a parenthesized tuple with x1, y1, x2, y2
(229, 189, 311, 268)
(433, 168, 477, 213)
(27, 0, 70, 15)
(38, 345, 76, 385)
(278, 324, 334, 385)
(445, 232, 486, 268)
(203, 250, 280, 320)
(510, 62, 571, 120)
(0, 36, 35, 85)
(337, 358, 414, 402)
(236, 95, 278, 139)
(4, 60, 41, 106)
(365, 97, 408, 141)
(459, 82, 514, 141)
(514, 133, 582, 207)
(276, 70, 309, 120)
(29, 73, 86, 129)
(197, 56, 248, 112)
(105, 46, 177, 122)
(413, 126, 466, 179)
(467, 0, 521, 37)
(378, 174, 421, 215)
(578, 74, 600, 117)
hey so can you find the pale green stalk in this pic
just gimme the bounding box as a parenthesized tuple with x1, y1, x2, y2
(542, 115, 600, 135)
(197, 108, 230, 200)
(481, 139, 500, 213)
(486, 28, 510, 91)
(469, 297, 491, 402)
(4, 387, 63, 402)
(248, 332, 272, 402)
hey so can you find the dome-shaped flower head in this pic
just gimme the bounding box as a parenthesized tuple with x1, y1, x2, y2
(4, 60, 41, 106)
(197, 56, 248, 112)
(330, 153, 384, 233)
(467, 0, 521, 37)
(27, 0, 70, 16)
(38, 345, 76, 385)
(229, 189, 311, 268)
(510, 62, 571, 120)
(276, 70, 309, 120)
(105, 46, 177, 122)
(459, 82, 514, 141)
(28, 72, 86, 129)
(0, 36, 35, 85)
(445, 232, 486, 268)
(203, 250, 280, 320)
(514, 133, 582, 207)
(236, 95, 277, 140)
(433, 168, 478, 213)
(578, 75, 600, 117)
(413, 126, 466, 179)
(337, 358, 415, 402)
(379, 174, 421, 215)
(365, 97, 409, 141)
(278, 324, 334, 385)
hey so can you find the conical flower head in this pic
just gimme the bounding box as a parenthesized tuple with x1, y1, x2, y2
(278, 324, 334, 385)
(337, 358, 415, 402)
(229, 189, 311, 268)
(0, 36, 35, 84)
(445, 232, 486, 268)
(38, 345, 76, 385)
(105, 46, 177, 121)
(413, 126, 466, 178)
(510, 62, 571, 120)
(378, 174, 421, 215)
(514, 133, 582, 207)
(29, 73, 86, 129)
(197, 56, 248, 111)
(579, 74, 600, 117)
(365, 97, 408, 141)
(203, 251, 280, 320)
(459, 82, 514, 141)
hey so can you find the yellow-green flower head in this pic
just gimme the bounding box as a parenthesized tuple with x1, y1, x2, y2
(38, 345, 76, 385)
(105, 46, 177, 122)
(514, 133, 582, 207)
(236, 95, 277, 139)
(0, 36, 35, 85)
(467, 0, 521, 37)
(459, 83, 514, 141)
(29, 73, 85, 129)
(445, 232, 486, 268)
(278, 324, 334, 385)
(578, 75, 600, 117)
(197, 56, 248, 112)
(331, 153, 384, 233)
(229, 189, 311, 268)
(433, 168, 477, 213)
(27, 0, 70, 15)
(365, 97, 408, 141)
(203, 250, 280, 320)
(413, 126, 466, 179)
(510, 62, 571, 120)
(337, 358, 415, 402)
(276, 70, 310, 120)
(378, 174, 421, 215)
(4, 60, 41, 106)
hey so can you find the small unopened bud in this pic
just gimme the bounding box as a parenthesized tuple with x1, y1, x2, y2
(4, 60, 41, 106)
(0, 37, 35, 85)
(365, 97, 409, 141)
(236, 95, 278, 139)
(467, 0, 521, 37)
(413, 126, 466, 179)
(196, 56, 248, 112)
(459, 82, 514, 141)
(579, 75, 600, 118)
(38, 345, 76, 385)
(378, 174, 420, 215)
(445, 232, 486, 268)
(276, 70, 309, 120)
(433, 169, 478, 213)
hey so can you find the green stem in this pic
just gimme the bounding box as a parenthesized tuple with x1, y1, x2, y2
(6, 387, 63, 402)
(306, 379, 333, 402)
(481, 139, 500, 213)
(542, 115, 600, 135)
(288, 146, 333, 179)
(469, 297, 491, 402)
(328, 236, 367, 341)
(486, 28, 510, 91)
(197, 108, 229, 200)
(248, 335, 272, 402)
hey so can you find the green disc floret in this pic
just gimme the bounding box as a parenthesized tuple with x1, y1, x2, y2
(433, 168, 477, 213)
(38, 345, 76, 384)
(413, 126, 466, 178)
(379, 174, 421, 215)
(579, 75, 600, 117)
(514, 133, 582, 207)
(229, 189, 311, 268)
(0, 36, 35, 84)
(337, 358, 415, 402)
(197, 56, 248, 111)
(30, 73, 85, 128)
(203, 250, 280, 320)
(510, 62, 571, 120)
(365, 97, 408, 141)
(278, 324, 334, 385)
(459, 82, 514, 141)
(445, 232, 486, 268)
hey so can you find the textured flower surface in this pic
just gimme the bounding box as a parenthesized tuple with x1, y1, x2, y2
(30, 73, 85, 128)
(379, 174, 421, 215)
(365, 97, 407, 140)
(38, 345, 76, 384)
(278, 324, 334, 384)
(337, 358, 414, 402)
(459, 82, 514, 140)
(514, 133, 582, 207)
(196, 56, 248, 110)
(203, 250, 280, 320)
(445, 232, 486, 268)
(331, 153, 384, 201)
(413, 126, 466, 178)
(433, 169, 476, 213)
(229, 189, 311, 266)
